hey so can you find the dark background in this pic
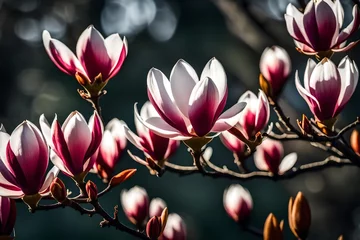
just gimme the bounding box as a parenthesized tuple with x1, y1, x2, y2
(1, 0, 360, 239)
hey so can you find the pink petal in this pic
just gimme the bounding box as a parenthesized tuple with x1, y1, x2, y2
(278, 153, 297, 175)
(76, 26, 112, 81)
(164, 139, 180, 159)
(134, 104, 190, 140)
(254, 90, 270, 133)
(200, 58, 227, 104)
(284, 4, 309, 45)
(211, 102, 247, 132)
(124, 126, 145, 151)
(135, 102, 153, 142)
(108, 36, 128, 79)
(334, 56, 358, 116)
(0, 132, 10, 165)
(303, 0, 319, 50)
(147, 68, 188, 134)
(170, 59, 198, 117)
(253, 147, 269, 171)
(9, 121, 48, 191)
(39, 166, 60, 195)
(50, 150, 72, 177)
(85, 111, 103, 160)
(42, 30, 85, 76)
(220, 131, 246, 154)
(335, 5, 360, 47)
(304, 58, 317, 92)
(315, 0, 338, 50)
(332, 40, 360, 52)
(188, 77, 219, 136)
(62, 112, 92, 174)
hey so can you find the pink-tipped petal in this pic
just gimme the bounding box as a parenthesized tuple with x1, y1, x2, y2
(254, 90, 270, 132)
(211, 102, 247, 132)
(42, 30, 85, 76)
(315, 0, 338, 49)
(335, 5, 360, 47)
(147, 68, 187, 133)
(86, 111, 103, 160)
(124, 126, 144, 151)
(76, 26, 112, 81)
(170, 59, 198, 117)
(253, 148, 269, 171)
(200, 58, 227, 103)
(278, 152, 297, 175)
(188, 77, 219, 136)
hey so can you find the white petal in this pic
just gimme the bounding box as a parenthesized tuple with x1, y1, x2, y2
(200, 58, 227, 102)
(123, 126, 144, 151)
(253, 147, 269, 171)
(170, 59, 198, 117)
(211, 102, 247, 132)
(39, 166, 60, 195)
(278, 152, 297, 175)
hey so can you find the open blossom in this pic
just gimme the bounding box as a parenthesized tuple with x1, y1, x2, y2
(91, 118, 127, 180)
(121, 186, 149, 227)
(125, 101, 179, 161)
(136, 58, 246, 140)
(254, 139, 297, 175)
(160, 213, 186, 240)
(285, 0, 360, 55)
(0, 197, 16, 236)
(39, 111, 103, 179)
(0, 122, 59, 198)
(295, 56, 358, 121)
(223, 184, 253, 222)
(149, 198, 167, 218)
(260, 46, 291, 97)
(42, 25, 128, 84)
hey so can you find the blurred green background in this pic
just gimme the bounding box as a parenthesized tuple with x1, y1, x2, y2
(1, 0, 360, 239)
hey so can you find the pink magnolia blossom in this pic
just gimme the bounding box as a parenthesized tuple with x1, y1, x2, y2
(160, 213, 186, 240)
(260, 46, 291, 96)
(136, 58, 246, 140)
(295, 56, 358, 121)
(254, 139, 297, 175)
(91, 118, 127, 180)
(223, 184, 253, 222)
(0, 196, 16, 236)
(220, 131, 246, 156)
(149, 198, 167, 218)
(39, 111, 103, 178)
(285, 0, 360, 55)
(42, 25, 128, 83)
(121, 186, 149, 227)
(125, 101, 179, 161)
(0, 122, 59, 198)
(236, 90, 270, 139)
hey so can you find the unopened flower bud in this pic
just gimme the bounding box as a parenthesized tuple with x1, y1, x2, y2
(223, 184, 252, 222)
(288, 192, 311, 240)
(351, 129, 360, 155)
(260, 46, 291, 99)
(121, 186, 149, 227)
(50, 178, 67, 203)
(160, 213, 186, 240)
(263, 213, 283, 240)
(297, 114, 312, 136)
(86, 181, 98, 202)
(146, 216, 163, 240)
(150, 198, 167, 218)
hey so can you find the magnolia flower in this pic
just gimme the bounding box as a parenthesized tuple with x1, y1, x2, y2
(223, 184, 253, 222)
(254, 139, 297, 175)
(40, 111, 103, 179)
(121, 186, 149, 227)
(42, 25, 128, 84)
(260, 46, 291, 96)
(285, 0, 360, 55)
(149, 198, 167, 218)
(236, 90, 270, 139)
(0, 197, 16, 236)
(136, 58, 246, 140)
(160, 213, 186, 240)
(295, 56, 358, 121)
(125, 101, 179, 162)
(220, 131, 246, 156)
(91, 118, 127, 180)
(0, 122, 59, 198)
